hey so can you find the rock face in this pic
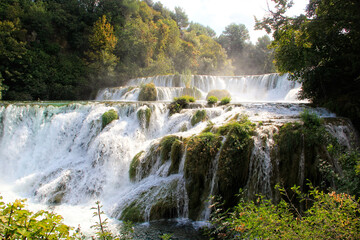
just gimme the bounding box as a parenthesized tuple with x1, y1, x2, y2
(121, 111, 356, 222)
(206, 89, 231, 100)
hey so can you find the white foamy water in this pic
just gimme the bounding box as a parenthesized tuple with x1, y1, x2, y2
(96, 73, 304, 102)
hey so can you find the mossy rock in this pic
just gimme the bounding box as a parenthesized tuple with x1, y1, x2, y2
(138, 83, 157, 101)
(206, 89, 231, 100)
(129, 151, 144, 182)
(160, 135, 180, 163)
(137, 106, 152, 128)
(168, 139, 184, 175)
(150, 196, 178, 220)
(102, 109, 118, 129)
(271, 118, 336, 200)
(216, 120, 256, 209)
(191, 110, 207, 126)
(184, 132, 222, 220)
(120, 201, 145, 223)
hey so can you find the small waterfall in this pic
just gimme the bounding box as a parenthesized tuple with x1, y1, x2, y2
(96, 73, 303, 102)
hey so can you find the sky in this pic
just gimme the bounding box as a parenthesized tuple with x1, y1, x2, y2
(157, 0, 309, 42)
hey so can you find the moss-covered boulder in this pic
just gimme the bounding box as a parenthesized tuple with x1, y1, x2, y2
(138, 83, 157, 101)
(160, 135, 180, 163)
(120, 178, 185, 222)
(216, 119, 256, 209)
(184, 132, 222, 220)
(206, 89, 231, 100)
(129, 151, 144, 182)
(168, 139, 184, 175)
(137, 106, 152, 128)
(191, 110, 207, 126)
(182, 87, 202, 99)
(102, 109, 118, 129)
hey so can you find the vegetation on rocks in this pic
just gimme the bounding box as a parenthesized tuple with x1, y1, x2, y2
(102, 109, 118, 129)
(138, 83, 157, 101)
(169, 95, 195, 115)
(207, 96, 218, 105)
(184, 132, 222, 220)
(191, 110, 207, 126)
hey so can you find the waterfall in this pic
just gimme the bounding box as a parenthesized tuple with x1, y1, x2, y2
(96, 73, 303, 102)
(0, 74, 356, 237)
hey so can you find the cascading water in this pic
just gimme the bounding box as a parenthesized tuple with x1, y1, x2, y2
(0, 74, 356, 238)
(96, 73, 303, 102)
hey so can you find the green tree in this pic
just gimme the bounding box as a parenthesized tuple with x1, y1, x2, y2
(256, 0, 360, 129)
(86, 15, 118, 95)
(172, 6, 189, 30)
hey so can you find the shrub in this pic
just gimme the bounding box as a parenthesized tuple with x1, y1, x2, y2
(207, 185, 360, 239)
(300, 108, 323, 127)
(102, 109, 118, 128)
(207, 96, 218, 105)
(220, 97, 231, 105)
(169, 95, 195, 115)
(191, 110, 207, 126)
(138, 83, 157, 101)
(0, 196, 72, 239)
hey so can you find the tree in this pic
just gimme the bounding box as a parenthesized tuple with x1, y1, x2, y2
(217, 23, 250, 58)
(256, 0, 360, 129)
(86, 15, 118, 94)
(172, 6, 189, 30)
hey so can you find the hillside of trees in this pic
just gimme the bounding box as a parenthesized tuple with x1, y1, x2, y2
(0, 0, 274, 101)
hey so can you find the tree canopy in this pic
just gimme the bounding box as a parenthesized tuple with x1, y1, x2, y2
(256, 0, 360, 129)
(0, 0, 275, 100)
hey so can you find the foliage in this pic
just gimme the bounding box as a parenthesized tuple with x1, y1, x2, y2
(191, 110, 207, 126)
(207, 96, 218, 105)
(207, 185, 360, 239)
(0, 196, 72, 239)
(325, 146, 360, 198)
(219, 97, 231, 105)
(168, 95, 195, 115)
(256, 0, 360, 130)
(102, 109, 118, 129)
(0, 0, 275, 100)
(138, 83, 157, 101)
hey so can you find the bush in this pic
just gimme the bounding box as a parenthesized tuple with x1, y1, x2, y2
(102, 109, 118, 128)
(220, 97, 231, 105)
(207, 185, 360, 239)
(300, 108, 323, 127)
(169, 95, 195, 115)
(207, 96, 218, 105)
(0, 196, 72, 239)
(138, 83, 157, 101)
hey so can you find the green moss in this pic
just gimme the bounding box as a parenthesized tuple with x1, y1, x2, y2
(182, 87, 202, 99)
(184, 132, 222, 220)
(216, 119, 256, 208)
(191, 110, 207, 126)
(168, 95, 195, 115)
(129, 151, 144, 182)
(207, 96, 218, 105)
(120, 201, 145, 222)
(137, 107, 152, 128)
(138, 83, 157, 101)
(168, 139, 183, 175)
(102, 109, 118, 129)
(220, 97, 231, 105)
(160, 135, 180, 163)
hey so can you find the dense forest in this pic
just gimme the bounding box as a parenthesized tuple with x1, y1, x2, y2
(0, 0, 274, 101)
